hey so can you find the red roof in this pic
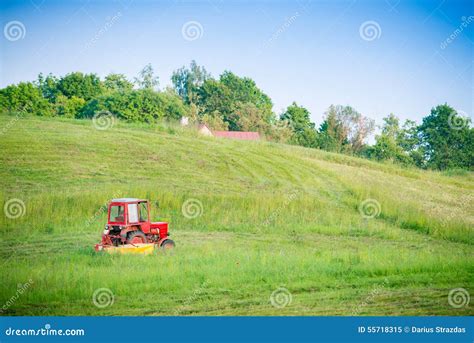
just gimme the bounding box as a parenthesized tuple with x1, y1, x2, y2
(213, 131, 261, 140)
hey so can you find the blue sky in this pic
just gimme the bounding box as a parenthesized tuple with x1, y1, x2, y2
(0, 0, 472, 128)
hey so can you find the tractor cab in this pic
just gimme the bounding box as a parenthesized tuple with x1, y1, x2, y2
(108, 198, 149, 229)
(95, 198, 175, 251)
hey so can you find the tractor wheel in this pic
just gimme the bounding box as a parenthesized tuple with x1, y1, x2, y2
(160, 239, 175, 251)
(127, 231, 148, 245)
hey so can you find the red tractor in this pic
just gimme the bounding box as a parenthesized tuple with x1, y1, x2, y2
(94, 198, 175, 252)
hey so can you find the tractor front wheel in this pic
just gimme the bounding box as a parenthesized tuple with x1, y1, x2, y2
(160, 239, 175, 251)
(127, 231, 148, 245)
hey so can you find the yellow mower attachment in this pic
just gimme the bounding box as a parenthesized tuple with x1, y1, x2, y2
(101, 243, 155, 255)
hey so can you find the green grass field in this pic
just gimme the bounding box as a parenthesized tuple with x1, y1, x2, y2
(0, 113, 472, 315)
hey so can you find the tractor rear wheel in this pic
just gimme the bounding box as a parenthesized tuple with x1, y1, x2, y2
(160, 239, 175, 251)
(127, 231, 148, 245)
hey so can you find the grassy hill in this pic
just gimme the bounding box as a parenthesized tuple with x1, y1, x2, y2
(0, 113, 472, 315)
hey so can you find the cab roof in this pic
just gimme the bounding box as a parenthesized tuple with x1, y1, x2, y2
(110, 198, 147, 203)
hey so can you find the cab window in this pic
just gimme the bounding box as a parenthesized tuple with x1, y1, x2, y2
(139, 202, 148, 222)
(110, 205, 124, 222)
(128, 203, 139, 223)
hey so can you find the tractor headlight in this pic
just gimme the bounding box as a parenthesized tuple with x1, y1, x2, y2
(103, 229, 110, 235)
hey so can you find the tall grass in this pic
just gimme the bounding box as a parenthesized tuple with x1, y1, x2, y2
(0, 114, 472, 316)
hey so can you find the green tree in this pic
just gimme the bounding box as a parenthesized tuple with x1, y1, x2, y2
(235, 102, 271, 132)
(399, 119, 425, 167)
(266, 120, 293, 143)
(418, 104, 473, 170)
(55, 94, 86, 118)
(380, 113, 400, 137)
(365, 115, 426, 167)
(0, 82, 53, 116)
(79, 89, 188, 122)
(219, 71, 273, 118)
(280, 102, 314, 132)
(197, 79, 230, 121)
(36, 73, 59, 102)
(134, 64, 159, 90)
(57, 72, 103, 101)
(197, 71, 274, 131)
(171, 60, 210, 105)
(161, 88, 190, 120)
(104, 73, 134, 92)
(318, 105, 350, 152)
(280, 102, 318, 147)
(318, 105, 374, 154)
(371, 114, 411, 163)
(201, 111, 228, 130)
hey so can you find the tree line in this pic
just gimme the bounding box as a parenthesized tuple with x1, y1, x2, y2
(0, 60, 472, 170)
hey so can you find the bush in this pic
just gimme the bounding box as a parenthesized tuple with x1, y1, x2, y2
(0, 82, 54, 116)
(55, 95, 86, 118)
(56, 72, 104, 101)
(79, 89, 189, 122)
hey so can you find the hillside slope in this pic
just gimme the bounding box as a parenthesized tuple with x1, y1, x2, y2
(0, 114, 472, 316)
